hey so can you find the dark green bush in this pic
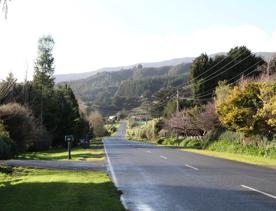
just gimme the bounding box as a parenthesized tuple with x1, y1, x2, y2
(0, 121, 16, 159)
(156, 138, 164, 144)
(178, 139, 190, 147)
(202, 128, 224, 149)
(162, 138, 176, 145)
(186, 139, 202, 148)
(0, 137, 15, 159)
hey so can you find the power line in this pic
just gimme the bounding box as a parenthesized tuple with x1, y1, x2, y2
(182, 48, 250, 87)
(144, 63, 261, 113)
(180, 53, 254, 92)
(154, 51, 259, 106)
(190, 59, 263, 99)
(176, 89, 179, 112)
(152, 49, 250, 104)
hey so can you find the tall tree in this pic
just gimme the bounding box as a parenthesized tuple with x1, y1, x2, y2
(32, 35, 55, 128)
(0, 72, 17, 104)
(189, 53, 211, 99)
(53, 84, 91, 145)
(189, 46, 265, 101)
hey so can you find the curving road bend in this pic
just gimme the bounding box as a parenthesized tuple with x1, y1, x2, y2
(103, 122, 276, 211)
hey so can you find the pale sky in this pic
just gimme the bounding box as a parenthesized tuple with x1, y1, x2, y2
(0, 0, 276, 81)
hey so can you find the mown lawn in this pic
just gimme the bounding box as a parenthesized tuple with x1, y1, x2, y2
(15, 138, 104, 161)
(183, 149, 276, 168)
(0, 165, 124, 211)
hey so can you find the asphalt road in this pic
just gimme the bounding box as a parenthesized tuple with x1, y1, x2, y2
(103, 122, 276, 211)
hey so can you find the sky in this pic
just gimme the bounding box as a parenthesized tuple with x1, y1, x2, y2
(0, 0, 276, 81)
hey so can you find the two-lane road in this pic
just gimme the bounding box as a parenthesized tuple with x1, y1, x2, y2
(103, 122, 276, 211)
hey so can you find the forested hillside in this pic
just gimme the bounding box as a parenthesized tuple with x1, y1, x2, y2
(67, 63, 191, 115)
(54, 57, 194, 83)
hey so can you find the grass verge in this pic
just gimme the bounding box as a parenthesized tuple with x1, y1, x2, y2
(0, 165, 124, 211)
(182, 149, 276, 167)
(15, 138, 104, 161)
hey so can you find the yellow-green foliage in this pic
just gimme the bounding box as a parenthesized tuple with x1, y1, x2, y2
(128, 119, 159, 141)
(257, 82, 276, 128)
(216, 81, 276, 135)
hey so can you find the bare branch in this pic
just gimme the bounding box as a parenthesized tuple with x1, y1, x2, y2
(0, 0, 9, 19)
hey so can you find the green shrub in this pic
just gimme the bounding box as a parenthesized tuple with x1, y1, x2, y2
(207, 139, 276, 159)
(156, 138, 164, 144)
(178, 139, 191, 147)
(0, 121, 15, 159)
(215, 81, 276, 136)
(0, 103, 51, 151)
(128, 119, 161, 141)
(162, 138, 175, 145)
(157, 137, 202, 148)
(186, 139, 202, 148)
(105, 124, 118, 135)
(0, 139, 10, 159)
(218, 131, 243, 143)
(202, 128, 224, 149)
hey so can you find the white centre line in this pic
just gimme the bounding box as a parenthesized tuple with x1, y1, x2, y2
(241, 185, 276, 199)
(185, 164, 199, 171)
(146, 150, 151, 153)
(103, 139, 128, 210)
(160, 155, 167, 160)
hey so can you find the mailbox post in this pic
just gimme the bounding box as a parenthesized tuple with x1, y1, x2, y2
(65, 135, 74, 160)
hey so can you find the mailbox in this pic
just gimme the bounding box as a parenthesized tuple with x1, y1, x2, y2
(65, 135, 74, 143)
(65, 135, 74, 160)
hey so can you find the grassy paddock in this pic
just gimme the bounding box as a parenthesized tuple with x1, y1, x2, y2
(15, 138, 104, 161)
(183, 149, 276, 167)
(0, 165, 124, 211)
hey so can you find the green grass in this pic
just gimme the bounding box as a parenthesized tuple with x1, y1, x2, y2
(182, 149, 276, 167)
(15, 138, 104, 161)
(0, 165, 124, 211)
(206, 139, 276, 158)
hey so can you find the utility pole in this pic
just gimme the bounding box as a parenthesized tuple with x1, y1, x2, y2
(40, 86, 43, 128)
(23, 62, 28, 105)
(267, 57, 271, 81)
(176, 89, 179, 113)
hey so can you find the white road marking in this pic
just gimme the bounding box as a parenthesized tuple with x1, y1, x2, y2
(241, 185, 276, 199)
(103, 139, 118, 185)
(103, 139, 128, 210)
(146, 150, 151, 153)
(160, 155, 167, 160)
(185, 164, 199, 171)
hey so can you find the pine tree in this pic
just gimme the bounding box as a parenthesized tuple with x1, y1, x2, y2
(32, 35, 55, 128)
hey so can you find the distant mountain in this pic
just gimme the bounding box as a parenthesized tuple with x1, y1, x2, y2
(140, 57, 194, 68)
(55, 52, 274, 83)
(54, 67, 124, 83)
(66, 63, 191, 116)
(255, 52, 276, 62)
(54, 57, 194, 83)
